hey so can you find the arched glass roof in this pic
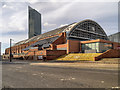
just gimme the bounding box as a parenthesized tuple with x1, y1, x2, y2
(68, 19, 108, 40)
(14, 19, 108, 46)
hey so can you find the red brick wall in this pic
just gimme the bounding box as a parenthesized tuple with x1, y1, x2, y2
(67, 40, 80, 54)
(113, 43, 120, 49)
(50, 44, 56, 50)
(23, 50, 46, 58)
(5, 48, 9, 54)
(46, 50, 66, 55)
(52, 33, 66, 45)
(29, 48, 38, 51)
(46, 56, 58, 60)
(24, 50, 66, 60)
(95, 49, 120, 61)
(35, 50, 46, 56)
(56, 44, 67, 48)
(79, 42, 82, 52)
(5, 40, 38, 55)
(46, 50, 66, 60)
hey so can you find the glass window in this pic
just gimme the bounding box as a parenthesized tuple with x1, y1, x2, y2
(82, 42, 113, 53)
(82, 44, 85, 49)
(96, 42, 99, 52)
(85, 44, 89, 50)
(81, 44, 85, 52)
(99, 42, 113, 53)
(92, 43, 96, 50)
(89, 43, 92, 50)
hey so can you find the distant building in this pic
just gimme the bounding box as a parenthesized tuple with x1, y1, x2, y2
(108, 32, 120, 43)
(28, 6, 41, 38)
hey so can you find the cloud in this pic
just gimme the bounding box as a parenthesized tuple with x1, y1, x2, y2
(0, 32, 27, 44)
(26, 0, 40, 4)
(1, 2, 28, 54)
(0, 33, 27, 54)
(43, 2, 76, 21)
(2, 2, 28, 33)
(0, 3, 2, 36)
(2, 4, 7, 8)
(7, 11, 27, 31)
(43, 22, 56, 27)
(1, 0, 119, 4)
(31, 2, 118, 35)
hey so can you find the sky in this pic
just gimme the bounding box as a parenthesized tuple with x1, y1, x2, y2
(0, 0, 119, 54)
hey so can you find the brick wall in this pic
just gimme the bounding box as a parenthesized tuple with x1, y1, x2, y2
(23, 50, 66, 60)
(56, 44, 67, 49)
(46, 50, 66, 55)
(35, 50, 46, 56)
(5, 40, 38, 55)
(95, 49, 120, 61)
(67, 40, 80, 54)
(52, 33, 66, 45)
(46, 50, 66, 60)
(29, 48, 38, 51)
(46, 56, 58, 60)
(51, 32, 66, 50)
(113, 43, 120, 49)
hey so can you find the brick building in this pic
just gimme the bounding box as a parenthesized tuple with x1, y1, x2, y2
(4, 19, 120, 61)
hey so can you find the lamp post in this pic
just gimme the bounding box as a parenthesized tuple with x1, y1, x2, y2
(10, 39, 13, 62)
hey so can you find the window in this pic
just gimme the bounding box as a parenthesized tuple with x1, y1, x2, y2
(88, 43, 92, 50)
(92, 27, 95, 32)
(96, 42, 99, 52)
(92, 43, 96, 50)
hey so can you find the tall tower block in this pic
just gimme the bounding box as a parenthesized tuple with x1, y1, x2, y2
(28, 6, 41, 38)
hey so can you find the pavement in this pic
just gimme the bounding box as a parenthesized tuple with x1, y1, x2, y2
(30, 62, 118, 71)
(1, 59, 120, 88)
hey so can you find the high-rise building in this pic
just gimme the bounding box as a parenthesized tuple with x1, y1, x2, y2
(28, 6, 41, 38)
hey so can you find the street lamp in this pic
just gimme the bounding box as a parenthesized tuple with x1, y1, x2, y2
(10, 39, 14, 62)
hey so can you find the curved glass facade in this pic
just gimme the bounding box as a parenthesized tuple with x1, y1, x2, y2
(68, 20, 108, 40)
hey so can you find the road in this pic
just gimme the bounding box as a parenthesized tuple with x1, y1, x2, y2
(2, 60, 119, 88)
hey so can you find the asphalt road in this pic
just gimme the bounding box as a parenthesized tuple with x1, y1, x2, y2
(2, 61, 119, 88)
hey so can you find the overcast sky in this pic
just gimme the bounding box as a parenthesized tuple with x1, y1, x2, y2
(0, 0, 119, 54)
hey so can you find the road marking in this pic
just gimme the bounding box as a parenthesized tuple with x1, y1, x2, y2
(16, 67, 22, 69)
(112, 86, 120, 89)
(71, 78, 76, 80)
(18, 70, 27, 72)
(101, 81, 104, 83)
(60, 77, 76, 81)
(41, 73, 44, 75)
(60, 79, 64, 81)
(32, 74, 37, 76)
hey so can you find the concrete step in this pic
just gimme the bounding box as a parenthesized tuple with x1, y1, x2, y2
(57, 53, 102, 61)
